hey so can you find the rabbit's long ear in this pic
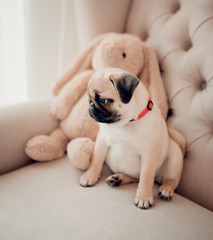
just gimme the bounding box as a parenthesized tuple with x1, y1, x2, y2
(53, 33, 107, 95)
(138, 43, 168, 119)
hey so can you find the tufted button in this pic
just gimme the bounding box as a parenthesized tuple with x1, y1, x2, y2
(200, 80, 207, 90)
(167, 108, 173, 119)
(183, 39, 192, 51)
(172, 2, 181, 14)
(142, 32, 149, 41)
(159, 64, 164, 74)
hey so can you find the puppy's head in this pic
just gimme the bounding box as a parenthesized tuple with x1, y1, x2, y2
(88, 68, 145, 125)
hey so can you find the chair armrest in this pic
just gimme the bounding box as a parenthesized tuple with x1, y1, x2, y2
(0, 99, 58, 175)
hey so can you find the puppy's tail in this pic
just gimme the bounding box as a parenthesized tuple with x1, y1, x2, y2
(168, 128, 186, 157)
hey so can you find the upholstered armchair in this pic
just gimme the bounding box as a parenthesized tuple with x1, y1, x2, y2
(0, 0, 213, 239)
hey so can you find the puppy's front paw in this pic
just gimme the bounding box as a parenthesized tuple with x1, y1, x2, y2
(134, 191, 154, 209)
(80, 170, 99, 187)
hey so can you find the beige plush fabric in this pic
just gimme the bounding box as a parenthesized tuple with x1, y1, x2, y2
(0, 0, 213, 239)
(0, 100, 58, 174)
(125, 0, 213, 211)
(73, 0, 213, 211)
(73, 0, 132, 49)
(0, 157, 212, 240)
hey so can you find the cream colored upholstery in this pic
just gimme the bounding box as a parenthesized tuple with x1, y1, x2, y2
(1, 157, 213, 240)
(0, 0, 213, 239)
(0, 100, 58, 174)
(126, 0, 213, 214)
(74, 0, 213, 211)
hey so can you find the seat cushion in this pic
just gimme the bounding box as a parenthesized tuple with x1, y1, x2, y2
(0, 157, 212, 240)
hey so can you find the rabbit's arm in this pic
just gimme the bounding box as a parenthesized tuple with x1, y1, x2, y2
(51, 69, 94, 120)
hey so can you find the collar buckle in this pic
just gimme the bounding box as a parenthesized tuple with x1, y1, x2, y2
(147, 99, 153, 111)
(129, 96, 153, 123)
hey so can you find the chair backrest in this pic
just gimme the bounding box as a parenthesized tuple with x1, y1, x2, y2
(73, 0, 213, 211)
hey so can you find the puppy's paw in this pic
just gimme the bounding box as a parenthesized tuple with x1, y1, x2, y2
(158, 184, 174, 200)
(106, 174, 122, 187)
(80, 170, 99, 187)
(134, 192, 154, 209)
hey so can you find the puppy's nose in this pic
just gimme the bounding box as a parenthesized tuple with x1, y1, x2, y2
(103, 43, 112, 49)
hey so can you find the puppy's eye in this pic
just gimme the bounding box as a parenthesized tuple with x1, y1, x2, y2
(122, 52, 126, 58)
(99, 98, 108, 105)
(89, 100, 94, 107)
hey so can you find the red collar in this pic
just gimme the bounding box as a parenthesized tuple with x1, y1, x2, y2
(129, 97, 153, 122)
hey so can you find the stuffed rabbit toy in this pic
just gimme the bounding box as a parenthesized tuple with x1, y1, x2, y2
(25, 33, 185, 170)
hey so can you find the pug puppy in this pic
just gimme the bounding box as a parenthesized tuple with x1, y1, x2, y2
(80, 68, 183, 209)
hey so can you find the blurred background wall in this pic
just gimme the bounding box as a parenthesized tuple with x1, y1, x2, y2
(0, 0, 131, 107)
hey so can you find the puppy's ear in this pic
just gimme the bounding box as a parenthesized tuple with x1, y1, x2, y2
(112, 74, 139, 104)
